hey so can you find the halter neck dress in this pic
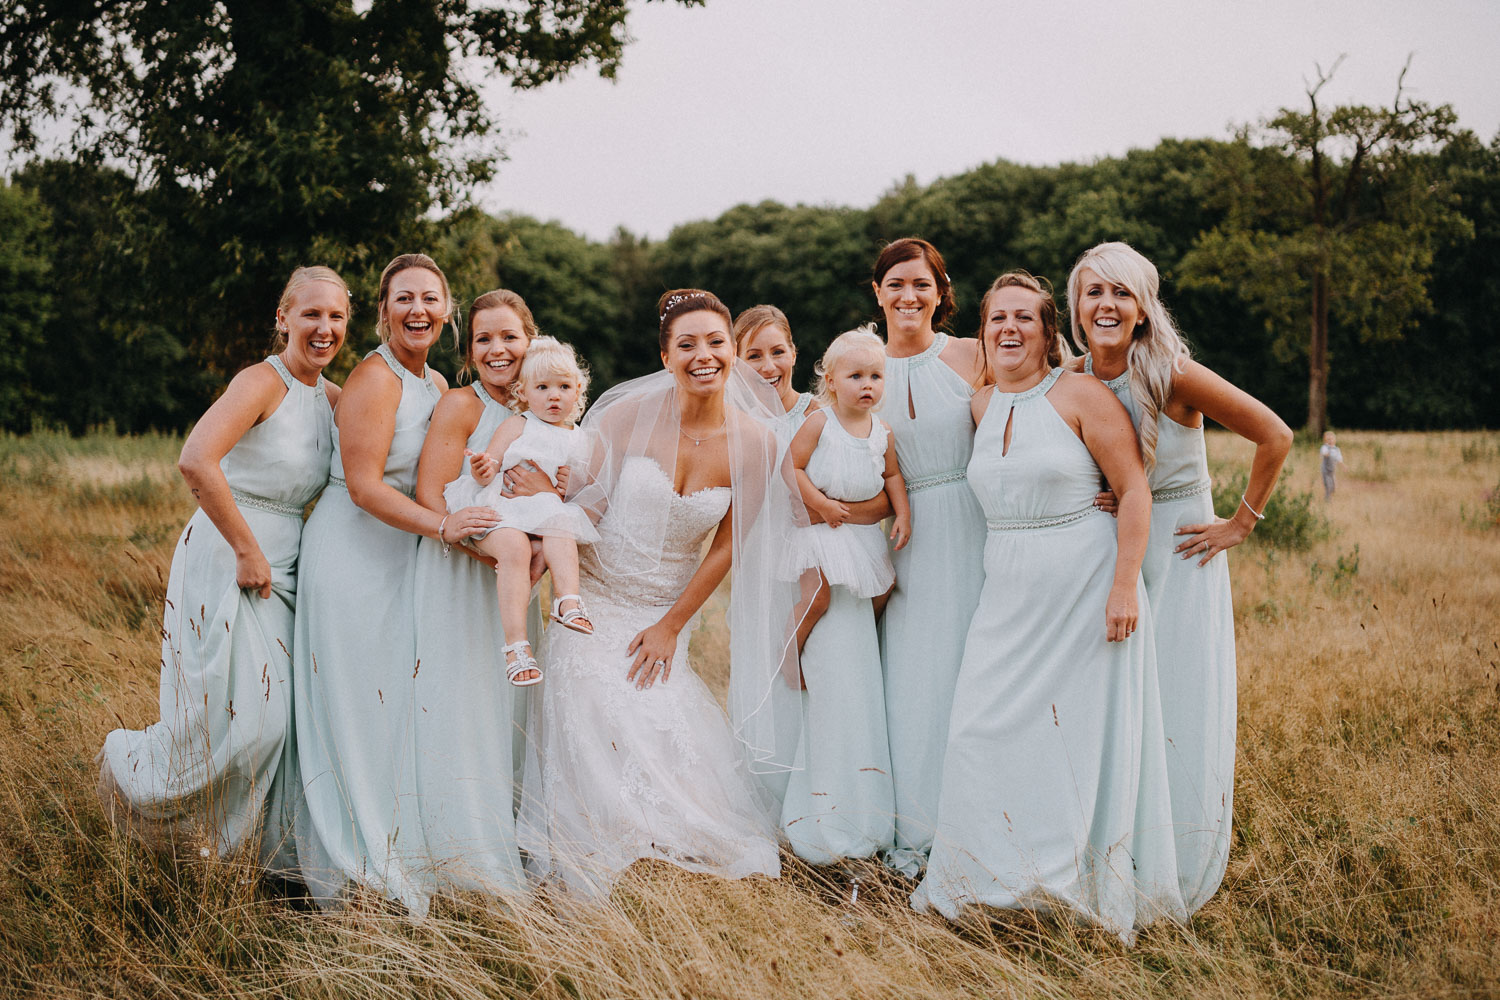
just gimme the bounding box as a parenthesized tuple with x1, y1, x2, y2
(293, 343, 442, 916)
(98, 355, 333, 869)
(411, 381, 540, 897)
(779, 412, 896, 864)
(1088, 355, 1235, 912)
(771, 392, 815, 449)
(877, 332, 987, 876)
(912, 369, 1186, 943)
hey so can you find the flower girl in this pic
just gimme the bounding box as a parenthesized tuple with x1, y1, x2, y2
(444, 336, 599, 686)
(779, 325, 910, 864)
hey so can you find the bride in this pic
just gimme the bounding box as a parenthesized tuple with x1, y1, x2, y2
(517, 289, 806, 896)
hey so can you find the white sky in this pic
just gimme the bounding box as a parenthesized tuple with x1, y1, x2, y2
(478, 0, 1500, 241)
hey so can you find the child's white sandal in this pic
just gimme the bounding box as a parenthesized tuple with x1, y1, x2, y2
(503, 640, 542, 687)
(550, 594, 594, 635)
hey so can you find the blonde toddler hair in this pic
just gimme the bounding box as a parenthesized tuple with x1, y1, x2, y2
(514, 336, 590, 425)
(813, 325, 887, 409)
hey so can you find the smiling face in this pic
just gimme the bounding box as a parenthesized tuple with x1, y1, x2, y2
(983, 285, 1051, 382)
(827, 347, 886, 414)
(873, 258, 941, 338)
(1074, 266, 1144, 351)
(277, 280, 348, 374)
(662, 310, 735, 398)
(739, 323, 798, 407)
(521, 368, 581, 427)
(381, 266, 449, 354)
(470, 305, 530, 392)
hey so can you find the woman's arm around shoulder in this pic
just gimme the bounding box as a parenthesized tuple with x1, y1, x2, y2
(415, 386, 484, 512)
(1168, 359, 1293, 564)
(1055, 373, 1151, 642)
(178, 361, 288, 599)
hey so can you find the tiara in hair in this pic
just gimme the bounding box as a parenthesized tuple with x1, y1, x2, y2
(659, 292, 701, 323)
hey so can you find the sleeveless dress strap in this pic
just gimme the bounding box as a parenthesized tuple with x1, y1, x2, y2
(265, 354, 296, 388)
(1084, 354, 1130, 392)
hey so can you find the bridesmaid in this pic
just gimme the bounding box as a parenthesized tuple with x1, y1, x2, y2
(735, 304, 818, 439)
(734, 304, 835, 661)
(293, 254, 497, 915)
(1069, 242, 1291, 912)
(98, 266, 347, 869)
(410, 289, 547, 895)
(913, 270, 1185, 942)
(871, 238, 987, 877)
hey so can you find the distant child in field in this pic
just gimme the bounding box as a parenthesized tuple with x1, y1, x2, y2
(1320, 431, 1344, 500)
(444, 336, 600, 686)
(779, 326, 908, 865)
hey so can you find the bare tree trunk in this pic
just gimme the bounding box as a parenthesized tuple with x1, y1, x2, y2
(1306, 267, 1330, 436)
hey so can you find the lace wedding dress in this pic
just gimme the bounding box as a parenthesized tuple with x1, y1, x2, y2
(516, 456, 782, 897)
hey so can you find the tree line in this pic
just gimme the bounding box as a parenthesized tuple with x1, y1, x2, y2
(0, 2, 1494, 434)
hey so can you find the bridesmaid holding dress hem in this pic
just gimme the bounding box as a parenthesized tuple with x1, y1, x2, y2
(97, 266, 347, 871)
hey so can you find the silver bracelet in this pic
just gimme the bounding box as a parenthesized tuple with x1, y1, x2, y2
(437, 514, 451, 556)
(1239, 494, 1266, 521)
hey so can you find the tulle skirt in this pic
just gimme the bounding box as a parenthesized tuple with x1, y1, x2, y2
(783, 522, 894, 599)
(445, 478, 600, 542)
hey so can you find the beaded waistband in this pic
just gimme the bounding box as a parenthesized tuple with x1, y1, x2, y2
(231, 489, 305, 519)
(987, 505, 1098, 532)
(1151, 479, 1211, 504)
(906, 469, 968, 493)
(327, 475, 416, 500)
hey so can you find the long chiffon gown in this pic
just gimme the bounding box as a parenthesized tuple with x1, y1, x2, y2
(98, 356, 332, 869)
(411, 381, 539, 896)
(912, 369, 1186, 943)
(517, 457, 781, 897)
(293, 344, 440, 915)
(1090, 357, 1236, 912)
(879, 332, 986, 876)
(780, 415, 895, 863)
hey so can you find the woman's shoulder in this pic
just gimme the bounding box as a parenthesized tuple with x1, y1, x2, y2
(939, 334, 986, 386)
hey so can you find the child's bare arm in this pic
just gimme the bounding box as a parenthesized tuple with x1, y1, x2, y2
(881, 422, 913, 549)
(469, 414, 526, 486)
(789, 412, 848, 526)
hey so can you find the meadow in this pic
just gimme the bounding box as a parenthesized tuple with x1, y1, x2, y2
(1, 427, 1497, 999)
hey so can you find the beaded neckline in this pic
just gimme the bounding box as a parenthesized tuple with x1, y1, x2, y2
(786, 392, 812, 420)
(472, 381, 511, 411)
(997, 367, 1063, 403)
(1084, 354, 1130, 392)
(889, 331, 946, 368)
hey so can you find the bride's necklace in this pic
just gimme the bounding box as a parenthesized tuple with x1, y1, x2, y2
(679, 419, 727, 447)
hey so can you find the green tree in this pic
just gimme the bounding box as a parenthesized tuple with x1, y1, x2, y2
(0, 180, 51, 430)
(0, 0, 699, 381)
(1181, 59, 1468, 435)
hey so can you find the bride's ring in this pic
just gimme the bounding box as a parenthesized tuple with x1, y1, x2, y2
(654, 659, 667, 668)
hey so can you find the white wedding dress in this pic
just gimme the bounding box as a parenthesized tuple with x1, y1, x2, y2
(516, 456, 782, 897)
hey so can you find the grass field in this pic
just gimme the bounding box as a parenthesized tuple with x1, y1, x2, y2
(1, 427, 1498, 998)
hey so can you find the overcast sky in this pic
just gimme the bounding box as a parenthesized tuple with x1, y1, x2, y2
(477, 0, 1500, 241)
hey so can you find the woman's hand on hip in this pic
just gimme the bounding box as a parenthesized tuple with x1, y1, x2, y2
(1174, 516, 1250, 566)
(626, 619, 681, 689)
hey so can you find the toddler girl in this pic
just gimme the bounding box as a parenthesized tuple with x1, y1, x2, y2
(779, 325, 910, 864)
(444, 336, 599, 686)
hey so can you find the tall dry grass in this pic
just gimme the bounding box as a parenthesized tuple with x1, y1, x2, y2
(1, 428, 1498, 998)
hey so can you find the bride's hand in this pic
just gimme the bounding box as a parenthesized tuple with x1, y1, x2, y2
(626, 620, 680, 690)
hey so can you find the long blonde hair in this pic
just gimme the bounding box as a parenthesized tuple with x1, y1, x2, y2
(1066, 242, 1190, 472)
(513, 336, 590, 425)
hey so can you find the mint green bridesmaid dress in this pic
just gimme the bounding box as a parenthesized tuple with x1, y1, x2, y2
(98, 356, 332, 870)
(293, 344, 440, 915)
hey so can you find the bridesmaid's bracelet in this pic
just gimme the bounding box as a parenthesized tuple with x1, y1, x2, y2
(1239, 494, 1266, 521)
(437, 514, 451, 556)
